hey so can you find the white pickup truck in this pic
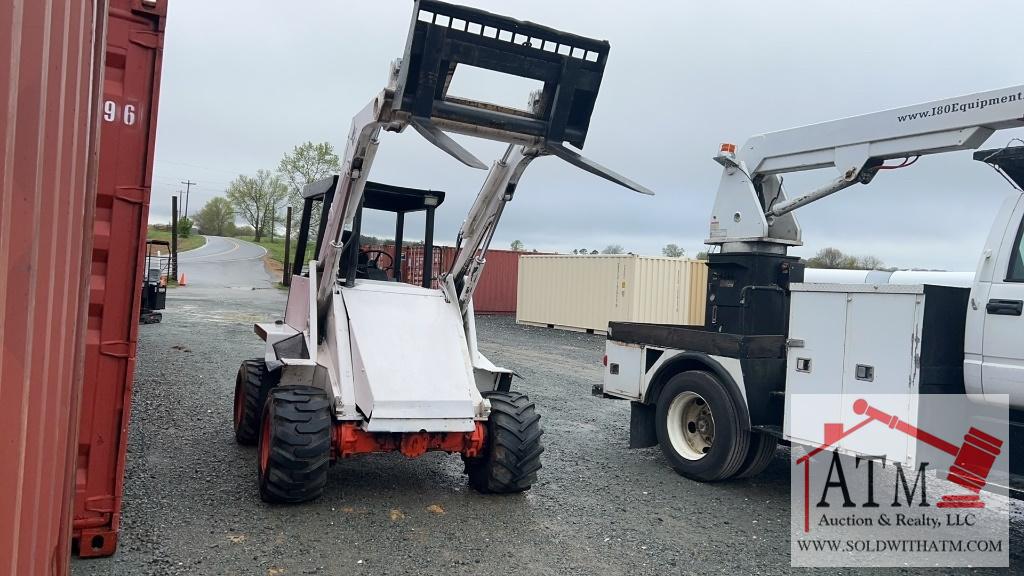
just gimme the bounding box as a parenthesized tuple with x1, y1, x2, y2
(598, 86, 1024, 483)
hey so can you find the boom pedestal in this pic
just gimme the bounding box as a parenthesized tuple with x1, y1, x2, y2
(705, 252, 804, 336)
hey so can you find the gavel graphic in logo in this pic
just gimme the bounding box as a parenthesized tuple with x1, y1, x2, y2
(852, 399, 1003, 508)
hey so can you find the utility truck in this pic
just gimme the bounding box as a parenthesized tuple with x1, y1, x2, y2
(598, 85, 1024, 482)
(232, 0, 652, 503)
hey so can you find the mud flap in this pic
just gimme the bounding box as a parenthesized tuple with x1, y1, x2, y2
(629, 401, 658, 449)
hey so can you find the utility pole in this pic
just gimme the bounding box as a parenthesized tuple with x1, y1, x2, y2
(283, 206, 292, 287)
(171, 195, 179, 282)
(180, 179, 197, 218)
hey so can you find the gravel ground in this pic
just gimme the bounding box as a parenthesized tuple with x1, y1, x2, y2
(71, 286, 1022, 576)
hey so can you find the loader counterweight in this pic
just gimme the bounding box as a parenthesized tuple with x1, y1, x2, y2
(334, 422, 487, 459)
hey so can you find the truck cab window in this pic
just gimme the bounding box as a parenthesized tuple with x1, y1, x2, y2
(1008, 219, 1024, 282)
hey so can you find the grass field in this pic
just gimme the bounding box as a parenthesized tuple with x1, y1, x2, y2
(233, 235, 314, 269)
(146, 227, 206, 252)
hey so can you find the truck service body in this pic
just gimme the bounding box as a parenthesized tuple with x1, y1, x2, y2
(599, 85, 1024, 483)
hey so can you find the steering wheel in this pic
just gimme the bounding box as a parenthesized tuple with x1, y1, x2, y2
(360, 249, 394, 272)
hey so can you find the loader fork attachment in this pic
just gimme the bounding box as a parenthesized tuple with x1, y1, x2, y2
(396, 0, 610, 149)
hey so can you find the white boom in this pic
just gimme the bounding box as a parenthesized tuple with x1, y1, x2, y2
(707, 84, 1024, 251)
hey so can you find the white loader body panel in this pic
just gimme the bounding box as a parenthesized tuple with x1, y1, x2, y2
(342, 280, 481, 433)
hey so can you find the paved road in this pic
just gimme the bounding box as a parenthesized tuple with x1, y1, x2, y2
(178, 235, 274, 289)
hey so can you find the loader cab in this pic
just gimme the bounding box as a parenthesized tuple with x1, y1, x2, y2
(291, 175, 445, 288)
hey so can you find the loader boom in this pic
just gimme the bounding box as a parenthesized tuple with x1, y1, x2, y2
(312, 0, 655, 317)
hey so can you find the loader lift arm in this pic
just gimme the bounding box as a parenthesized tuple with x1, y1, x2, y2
(313, 0, 654, 319)
(707, 84, 1024, 251)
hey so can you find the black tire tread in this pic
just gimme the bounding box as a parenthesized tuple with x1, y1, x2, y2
(233, 359, 277, 445)
(258, 386, 332, 504)
(466, 391, 544, 494)
(733, 431, 778, 479)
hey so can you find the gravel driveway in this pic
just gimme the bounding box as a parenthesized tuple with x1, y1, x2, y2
(71, 283, 1021, 575)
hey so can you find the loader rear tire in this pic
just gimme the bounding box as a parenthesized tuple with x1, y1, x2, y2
(733, 431, 778, 479)
(233, 359, 277, 445)
(257, 386, 331, 504)
(465, 391, 544, 494)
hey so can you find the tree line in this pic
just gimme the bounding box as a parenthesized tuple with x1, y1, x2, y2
(191, 141, 341, 242)
(804, 247, 888, 270)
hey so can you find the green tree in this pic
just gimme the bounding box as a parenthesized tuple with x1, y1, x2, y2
(806, 247, 848, 269)
(227, 170, 289, 242)
(177, 216, 193, 238)
(806, 247, 884, 270)
(857, 255, 885, 270)
(601, 244, 625, 255)
(194, 197, 234, 236)
(662, 243, 684, 258)
(696, 251, 709, 261)
(510, 239, 525, 251)
(278, 142, 341, 238)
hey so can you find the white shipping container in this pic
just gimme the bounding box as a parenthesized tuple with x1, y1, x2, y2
(516, 255, 707, 333)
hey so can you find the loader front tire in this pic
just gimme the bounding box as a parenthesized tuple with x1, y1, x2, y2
(257, 386, 331, 504)
(233, 359, 278, 445)
(466, 391, 544, 494)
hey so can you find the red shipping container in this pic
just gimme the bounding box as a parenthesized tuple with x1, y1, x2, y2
(0, 1, 107, 574)
(72, 0, 167, 558)
(471, 249, 520, 314)
(360, 244, 524, 314)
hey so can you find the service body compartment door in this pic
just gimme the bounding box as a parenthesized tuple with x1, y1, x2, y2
(604, 341, 643, 400)
(785, 288, 847, 445)
(838, 290, 920, 459)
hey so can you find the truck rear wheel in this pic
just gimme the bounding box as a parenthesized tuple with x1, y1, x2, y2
(233, 359, 278, 445)
(257, 386, 332, 504)
(733, 431, 778, 479)
(465, 391, 544, 494)
(655, 371, 749, 482)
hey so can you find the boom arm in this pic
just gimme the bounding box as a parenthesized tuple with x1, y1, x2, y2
(707, 84, 1024, 250)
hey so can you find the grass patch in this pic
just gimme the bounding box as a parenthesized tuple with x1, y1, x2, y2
(233, 235, 314, 268)
(146, 226, 206, 252)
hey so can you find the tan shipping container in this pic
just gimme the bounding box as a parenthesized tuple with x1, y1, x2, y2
(516, 255, 707, 333)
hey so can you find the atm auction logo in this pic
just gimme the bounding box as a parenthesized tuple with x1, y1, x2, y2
(788, 394, 1010, 568)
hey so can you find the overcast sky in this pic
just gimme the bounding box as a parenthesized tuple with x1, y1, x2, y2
(150, 0, 1024, 271)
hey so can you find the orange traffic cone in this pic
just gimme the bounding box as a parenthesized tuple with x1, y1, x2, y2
(178, 273, 187, 286)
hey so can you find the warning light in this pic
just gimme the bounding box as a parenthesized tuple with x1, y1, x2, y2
(720, 143, 737, 154)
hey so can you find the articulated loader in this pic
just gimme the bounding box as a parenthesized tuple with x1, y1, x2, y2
(232, 0, 653, 502)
